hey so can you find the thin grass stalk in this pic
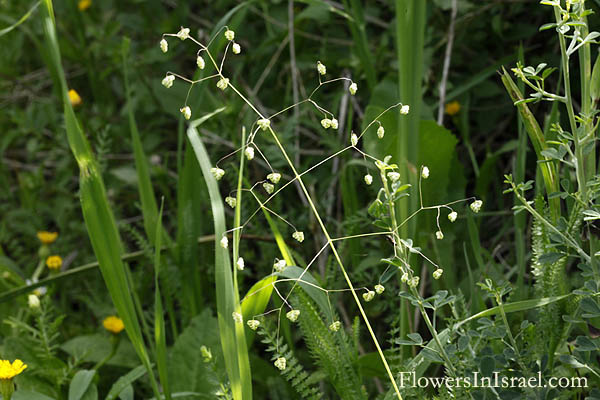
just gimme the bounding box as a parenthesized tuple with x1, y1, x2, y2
(40, 1, 160, 396)
(552, 6, 587, 204)
(154, 200, 171, 400)
(514, 44, 527, 299)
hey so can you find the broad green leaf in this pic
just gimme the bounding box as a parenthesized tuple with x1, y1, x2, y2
(68, 370, 96, 400)
(168, 310, 222, 395)
(105, 365, 147, 400)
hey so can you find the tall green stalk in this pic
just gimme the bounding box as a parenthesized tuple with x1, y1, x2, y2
(187, 116, 253, 400)
(395, 0, 426, 362)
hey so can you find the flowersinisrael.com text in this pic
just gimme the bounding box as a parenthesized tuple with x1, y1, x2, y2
(398, 371, 588, 390)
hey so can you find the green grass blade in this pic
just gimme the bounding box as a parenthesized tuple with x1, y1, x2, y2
(395, 0, 425, 239)
(121, 37, 160, 245)
(186, 119, 252, 400)
(395, 0, 426, 364)
(262, 211, 295, 266)
(154, 200, 171, 400)
(176, 143, 204, 318)
(0, 0, 40, 37)
(241, 275, 277, 343)
(105, 365, 147, 400)
(455, 294, 572, 329)
(40, 1, 160, 397)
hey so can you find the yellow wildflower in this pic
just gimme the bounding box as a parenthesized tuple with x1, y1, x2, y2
(78, 0, 91, 11)
(46, 255, 62, 270)
(445, 100, 461, 116)
(68, 89, 82, 106)
(37, 231, 58, 245)
(103, 316, 125, 334)
(0, 359, 27, 380)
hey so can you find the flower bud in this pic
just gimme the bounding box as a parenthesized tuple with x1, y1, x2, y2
(329, 321, 341, 332)
(433, 268, 443, 280)
(364, 174, 373, 185)
(224, 29, 235, 41)
(349, 82, 357, 95)
(176, 27, 190, 40)
(180, 106, 191, 120)
(257, 118, 270, 131)
(236, 257, 245, 271)
(292, 231, 304, 242)
(232, 43, 241, 54)
(247, 319, 260, 330)
(200, 345, 212, 362)
(220, 236, 229, 248)
(211, 167, 225, 180)
(217, 77, 229, 90)
(244, 147, 255, 160)
(351, 133, 358, 146)
(448, 211, 457, 222)
(421, 166, 429, 179)
(377, 125, 385, 139)
(317, 61, 326, 75)
(274, 357, 286, 371)
(232, 312, 242, 323)
(435, 231, 444, 240)
(263, 182, 274, 194)
(162, 74, 174, 88)
(28, 294, 40, 309)
(470, 200, 483, 213)
(273, 259, 287, 273)
(267, 172, 281, 184)
(374, 284, 385, 294)
(196, 56, 205, 69)
(286, 309, 300, 322)
(362, 290, 375, 302)
(321, 118, 332, 129)
(225, 196, 237, 208)
(330, 118, 338, 130)
(400, 105, 410, 114)
(408, 276, 420, 288)
(160, 38, 168, 53)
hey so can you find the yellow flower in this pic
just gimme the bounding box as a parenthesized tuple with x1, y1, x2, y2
(37, 231, 58, 245)
(68, 89, 82, 106)
(0, 359, 27, 380)
(103, 316, 124, 334)
(445, 100, 461, 116)
(78, 0, 91, 11)
(46, 255, 62, 270)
